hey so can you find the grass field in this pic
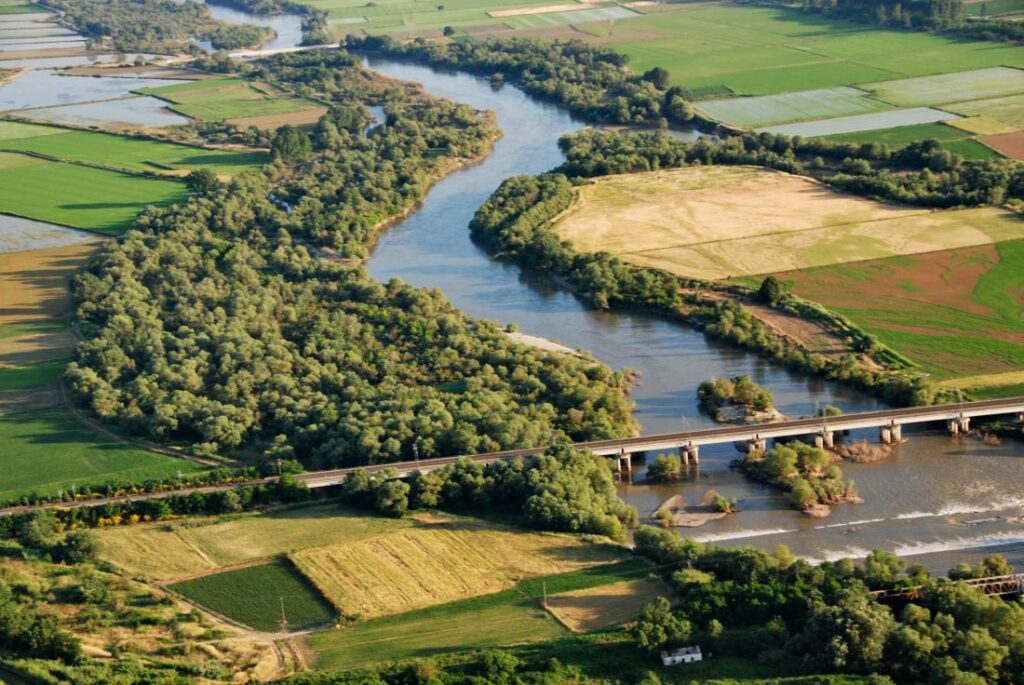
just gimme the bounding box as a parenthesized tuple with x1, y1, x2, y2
(292, 520, 624, 619)
(824, 122, 968, 146)
(136, 77, 323, 125)
(169, 562, 336, 632)
(545, 577, 669, 632)
(97, 504, 415, 580)
(941, 138, 1003, 160)
(697, 87, 892, 128)
(307, 0, 564, 35)
(0, 122, 266, 175)
(593, 5, 1024, 96)
(552, 166, 1024, 280)
(946, 93, 1024, 130)
(779, 240, 1024, 381)
(305, 560, 651, 670)
(0, 408, 207, 503)
(0, 359, 64, 391)
(0, 153, 188, 233)
(759, 106, 959, 137)
(860, 67, 1024, 107)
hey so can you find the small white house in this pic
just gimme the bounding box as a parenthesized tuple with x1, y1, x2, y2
(660, 646, 702, 666)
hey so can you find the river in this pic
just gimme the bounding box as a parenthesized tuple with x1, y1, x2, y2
(2, 3, 1022, 572)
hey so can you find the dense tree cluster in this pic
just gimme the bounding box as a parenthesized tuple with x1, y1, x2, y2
(697, 375, 775, 420)
(206, 0, 333, 44)
(469, 171, 949, 406)
(734, 442, 856, 510)
(346, 35, 695, 125)
(47, 0, 275, 53)
(67, 56, 635, 467)
(341, 446, 639, 539)
(795, 0, 1024, 42)
(0, 579, 81, 664)
(633, 528, 1024, 683)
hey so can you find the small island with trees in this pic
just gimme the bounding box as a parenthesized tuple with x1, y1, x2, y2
(697, 375, 783, 424)
(734, 442, 861, 517)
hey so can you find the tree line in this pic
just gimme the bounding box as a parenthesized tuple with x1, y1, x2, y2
(47, 0, 276, 53)
(794, 0, 1024, 42)
(633, 526, 1024, 683)
(67, 52, 637, 468)
(345, 34, 696, 126)
(206, 0, 333, 44)
(339, 446, 639, 540)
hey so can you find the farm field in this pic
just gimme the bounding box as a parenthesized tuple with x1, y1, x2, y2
(698, 87, 892, 128)
(136, 77, 324, 126)
(946, 93, 1024, 131)
(97, 504, 415, 580)
(305, 560, 650, 670)
(0, 408, 207, 503)
(758, 107, 959, 137)
(169, 561, 336, 632)
(982, 131, 1024, 159)
(0, 152, 188, 233)
(545, 577, 669, 632)
(292, 519, 624, 619)
(777, 240, 1024, 382)
(942, 138, 1004, 160)
(592, 5, 1024, 95)
(861, 67, 1024, 107)
(825, 122, 970, 146)
(553, 166, 1024, 280)
(0, 122, 267, 175)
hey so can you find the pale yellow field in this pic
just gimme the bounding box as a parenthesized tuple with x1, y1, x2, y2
(488, 4, 583, 16)
(947, 116, 1020, 135)
(97, 504, 414, 580)
(545, 577, 669, 632)
(937, 370, 1024, 391)
(292, 521, 623, 620)
(552, 166, 1024, 279)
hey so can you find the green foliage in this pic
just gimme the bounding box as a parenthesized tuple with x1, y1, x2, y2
(271, 125, 313, 164)
(184, 168, 221, 194)
(169, 561, 335, 631)
(53, 530, 100, 565)
(632, 596, 692, 652)
(646, 454, 683, 482)
(0, 578, 81, 663)
(758, 275, 789, 306)
(735, 442, 855, 510)
(698, 375, 774, 417)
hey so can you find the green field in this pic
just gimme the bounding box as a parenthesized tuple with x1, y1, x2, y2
(942, 138, 1004, 160)
(595, 5, 1024, 96)
(307, 0, 566, 35)
(0, 408, 207, 503)
(781, 240, 1024, 381)
(169, 562, 336, 632)
(0, 0, 36, 13)
(698, 86, 892, 128)
(136, 77, 316, 121)
(947, 93, 1024, 130)
(861, 67, 1024, 107)
(0, 360, 64, 391)
(0, 123, 266, 175)
(966, 0, 1024, 15)
(306, 560, 651, 670)
(0, 153, 188, 233)
(825, 121, 968, 145)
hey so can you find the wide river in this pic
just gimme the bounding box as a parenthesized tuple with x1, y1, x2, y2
(2, 6, 1022, 571)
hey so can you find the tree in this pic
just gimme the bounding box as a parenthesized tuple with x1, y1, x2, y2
(642, 67, 670, 90)
(442, 25, 455, 36)
(184, 168, 221, 194)
(757, 275, 787, 306)
(55, 530, 98, 564)
(632, 597, 692, 652)
(271, 125, 312, 164)
(797, 589, 896, 672)
(647, 454, 683, 481)
(16, 510, 58, 548)
(374, 480, 410, 518)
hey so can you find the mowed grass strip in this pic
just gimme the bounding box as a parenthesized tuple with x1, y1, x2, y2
(137, 77, 317, 122)
(0, 153, 188, 233)
(292, 520, 624, 619)
(170, 561, 336, 631)
(861, 67, 1024, 107)
(0, 359, 64, 391)
(779, 240, 1024, 380)
(0, 126, 267, 175)
(554, 166, 1024, 280)
(305, 559, 651, 671)
(0, 408, 207, 503)
(545, 577, 669, 632)
(97, 504, 415, 580)
(697, 86, 891, 128)
(824, 122, 969, 146)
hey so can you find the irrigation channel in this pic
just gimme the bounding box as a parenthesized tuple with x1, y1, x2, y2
(1, 3, 1022, 572)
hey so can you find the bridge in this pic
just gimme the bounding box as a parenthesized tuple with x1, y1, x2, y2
(296, 396, 1024, 488)
(871, 573, 1024, 601)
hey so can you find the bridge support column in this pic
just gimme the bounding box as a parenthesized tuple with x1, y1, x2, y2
(880, 426, 894, 444)
(681, 444, 700, 466)
(747, 438, 767, 456)
(815, 430, 834, 450)
(1016, 412, 1024, 423)
(615, 451, 632, 481)
(960, 417, 970, 433)
(948, 418, 970, 435)
(891, 423, 902, 443)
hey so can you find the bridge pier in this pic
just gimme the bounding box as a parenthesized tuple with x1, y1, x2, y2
(680, 444, 700, 466)
(948, 417, 970, 435)
(615, 451, 633, 481)
(814, 430, 835, 450)
(747, 437, 767, 456)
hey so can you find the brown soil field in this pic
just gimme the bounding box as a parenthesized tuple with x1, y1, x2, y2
(982, 131, 1024, 160)
(292, 520, 623, 620)
(553, 166, 1024, 279)
(545, 578, 669, 632)
(0, 47, 93, 60)
(488, 3, 583, 16)
(229, 107, 326, 130)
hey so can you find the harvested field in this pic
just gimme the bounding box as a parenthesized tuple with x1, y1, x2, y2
(981, 131, 1024, 159)
(779, 240, 1024, 380)
(553, 166, 1024, 280)
(229, 107, 327, 130)
(545, 577, 668, 632)
(170, 561, 336, 632)
(0, 215, 96, 253)
(947, 116, 1020, 135)
(697, 86, 891, 128)
(488, 4, 583, 17)
(758, 107, 960, 137)
(292, 520, 623, 619)
(136, 77, 316, 122)
(97, 504, 415, 580)
(860, 67, 1024, 107)
(946, 93, 1024, 130)
(0, 153, 188, 233)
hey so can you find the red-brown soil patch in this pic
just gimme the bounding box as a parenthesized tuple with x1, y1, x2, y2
(981, 131, 1024, 160)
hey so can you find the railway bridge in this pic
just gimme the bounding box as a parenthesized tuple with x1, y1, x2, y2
(871, 573, 1024, 601)
(297, 397, 1024, 488)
